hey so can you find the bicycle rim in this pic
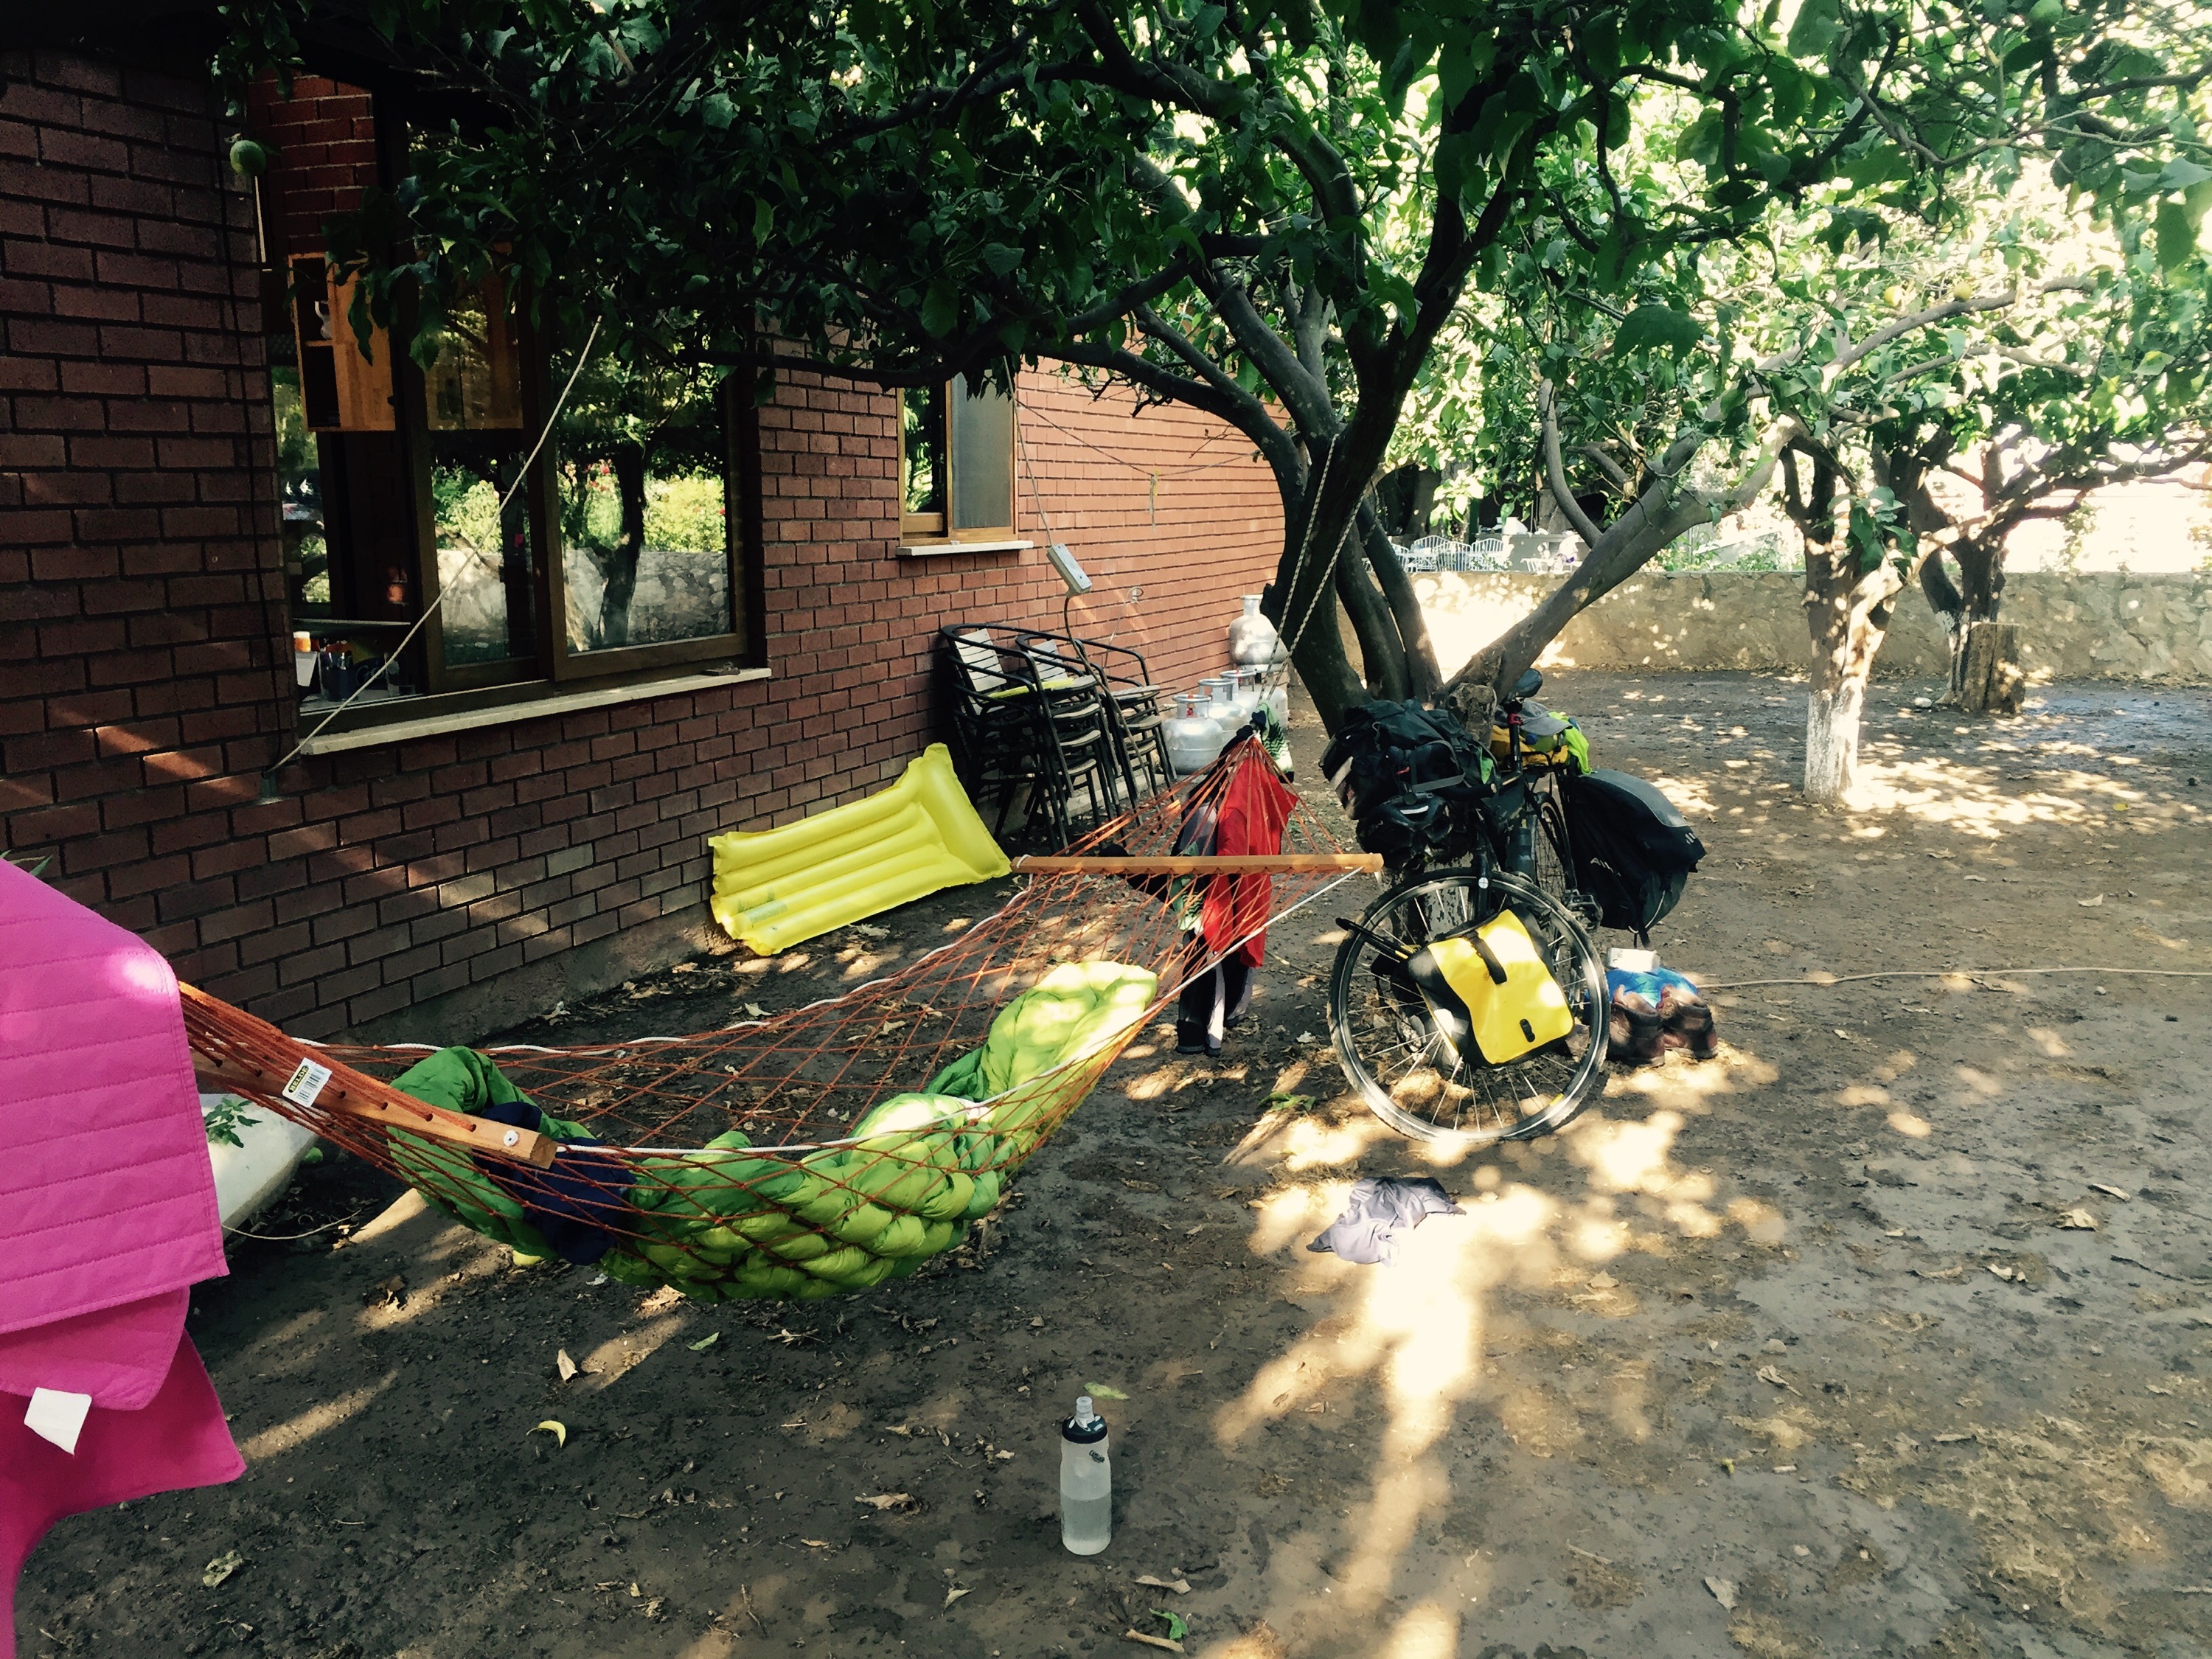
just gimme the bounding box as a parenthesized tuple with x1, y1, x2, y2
(1328, 867, 1607, 1147)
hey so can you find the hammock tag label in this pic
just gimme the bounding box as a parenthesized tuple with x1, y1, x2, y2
(281, 1057, 333, 1108)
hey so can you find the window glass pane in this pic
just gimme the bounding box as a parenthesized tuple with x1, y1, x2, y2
(425, 274, 524, 431)
(432, 431, 538, 665)
(950, 372, 1013, 532)
(902, 384, 945, 521)
(554, 353, 732, 652)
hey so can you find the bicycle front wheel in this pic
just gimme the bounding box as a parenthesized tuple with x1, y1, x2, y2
(1327, 867, 1607, 1147)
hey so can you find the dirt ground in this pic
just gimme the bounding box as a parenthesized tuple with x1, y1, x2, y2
(18, 669, 2212, 1659)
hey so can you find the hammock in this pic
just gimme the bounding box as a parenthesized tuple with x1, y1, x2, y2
(182, 737, 1368, 1301)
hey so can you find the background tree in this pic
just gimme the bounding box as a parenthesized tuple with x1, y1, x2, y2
(1887, 229, 2212, 706)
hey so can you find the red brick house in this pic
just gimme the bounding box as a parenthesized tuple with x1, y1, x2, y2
(0, 34, 1283, 1042)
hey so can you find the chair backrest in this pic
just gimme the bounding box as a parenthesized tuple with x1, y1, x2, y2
(945, 625, 1040, 698)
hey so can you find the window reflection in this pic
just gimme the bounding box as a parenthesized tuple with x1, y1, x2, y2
(554, 350, 732, 653)
(431, 432, 537, 667)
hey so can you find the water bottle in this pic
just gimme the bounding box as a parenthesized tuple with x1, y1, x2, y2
(1059, 1395, 1111, 1555)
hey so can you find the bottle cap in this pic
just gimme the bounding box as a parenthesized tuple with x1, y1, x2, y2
(1063, 1396, 1107, 1443)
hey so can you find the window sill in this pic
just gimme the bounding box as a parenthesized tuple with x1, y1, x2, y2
(896, 538, 1032, 558)
(293, 666, 771, 756)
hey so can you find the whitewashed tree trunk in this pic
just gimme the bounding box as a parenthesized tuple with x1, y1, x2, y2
(1804, 679, 1865, 804)
(1802, 558, 1904, 806)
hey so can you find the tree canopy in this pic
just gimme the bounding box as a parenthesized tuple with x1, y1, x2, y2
(229, 0, 2212, 731)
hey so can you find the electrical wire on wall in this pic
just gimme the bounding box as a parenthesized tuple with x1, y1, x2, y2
(1013, 418, 1161, 650)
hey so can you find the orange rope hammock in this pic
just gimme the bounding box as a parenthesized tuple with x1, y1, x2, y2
(181, 737, 1363, 1301)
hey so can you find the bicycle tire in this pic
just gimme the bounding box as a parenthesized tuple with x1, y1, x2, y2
(1532, 781, 1575, 905)
(1327, 866, 1608, 1147)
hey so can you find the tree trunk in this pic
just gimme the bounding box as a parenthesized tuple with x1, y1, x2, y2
(1804, 675, 1866, 805)
(1789, 448, 1908, 806)
(592, 444, 647, 649)
(1262, 435, 1439, 731)
(1956, 621, 2024, 714)
(1802, 543, 1905, 806)
(1359, 499, 1441, 699)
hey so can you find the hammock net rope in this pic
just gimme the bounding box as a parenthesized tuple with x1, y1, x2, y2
(182, 737, 1359, 1301)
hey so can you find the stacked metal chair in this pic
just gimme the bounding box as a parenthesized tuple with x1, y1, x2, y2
(938, 626, 1123, 846)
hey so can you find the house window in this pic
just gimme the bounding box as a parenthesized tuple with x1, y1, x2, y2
(900, 373, 1015, 543)
(272, 268, 759, 734)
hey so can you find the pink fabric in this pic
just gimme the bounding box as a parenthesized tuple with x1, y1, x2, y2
(1, 1332, 243, 1659)
(0, 1291, 189, 1412)
(0, 859, 224, 1338)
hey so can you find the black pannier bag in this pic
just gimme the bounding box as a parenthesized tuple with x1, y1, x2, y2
(1563, 767, 1705, 935)
(1321, 701, 1492, 865)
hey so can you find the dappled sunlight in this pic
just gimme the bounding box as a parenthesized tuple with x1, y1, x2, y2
(236, 1373, 396, 1464)
(1226, 1103, 1409, 1172)
(1847, 753, 2181, 838)
(578, 1312, 689, 1388)
(1244, 1180, 1349, 1257)
(1377, 1601, 1460, 1659)
(1209, 1068, 1814, 1634)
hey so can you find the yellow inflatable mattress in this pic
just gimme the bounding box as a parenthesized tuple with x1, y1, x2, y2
(709, 744, 1011, 953)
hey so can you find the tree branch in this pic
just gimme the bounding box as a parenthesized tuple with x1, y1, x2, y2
(1540, 380, 1606, 546)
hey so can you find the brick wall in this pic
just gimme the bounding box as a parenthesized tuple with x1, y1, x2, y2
(0, 48, 293, 974)
(2, 46, 1288, 1043)
(244, 74, 375, 265)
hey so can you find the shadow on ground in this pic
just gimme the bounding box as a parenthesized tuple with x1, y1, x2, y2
(18, 672, 2212, 1659)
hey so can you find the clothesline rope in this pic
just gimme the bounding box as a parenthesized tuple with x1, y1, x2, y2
(1698, 965, 2212, 990)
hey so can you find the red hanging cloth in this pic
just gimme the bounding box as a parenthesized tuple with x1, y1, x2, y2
(1201, 745, 1298, 969)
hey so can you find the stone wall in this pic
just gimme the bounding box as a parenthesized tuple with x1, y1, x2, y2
(1413, 569, 2212, 685)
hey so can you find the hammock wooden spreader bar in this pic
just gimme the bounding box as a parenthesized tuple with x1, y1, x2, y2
(1010, 853, 1383, 875)
(180, 981, 557, 1169)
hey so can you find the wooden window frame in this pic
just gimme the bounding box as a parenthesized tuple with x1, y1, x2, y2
(283, 293, 764, 737)
(898, 374, 1018, 546)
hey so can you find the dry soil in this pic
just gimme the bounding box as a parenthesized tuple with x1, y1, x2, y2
(17, 669, 2212, 1659)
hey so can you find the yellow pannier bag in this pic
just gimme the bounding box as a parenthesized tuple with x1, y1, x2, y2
(1406, 909, 1574, 1064)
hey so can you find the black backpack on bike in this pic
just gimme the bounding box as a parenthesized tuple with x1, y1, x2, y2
(1562, 768, 1705, 936)
(1320, 701, 1492, 865)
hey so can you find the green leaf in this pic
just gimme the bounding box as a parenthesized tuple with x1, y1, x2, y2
(2155, 198, 2197, 271)
(1435, 132, 1484, 208)
(980, 242, 1023, 277)
(920, 279, 959, 338)
(689, 1332, 720, 1352)
(1612, 304, 1703, 358)
(1786, 0, 1842, 57)
(753, 198, 773, 245)
(2158, 158, 2212, 193)
(1153, 1610, 1189, 1641)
